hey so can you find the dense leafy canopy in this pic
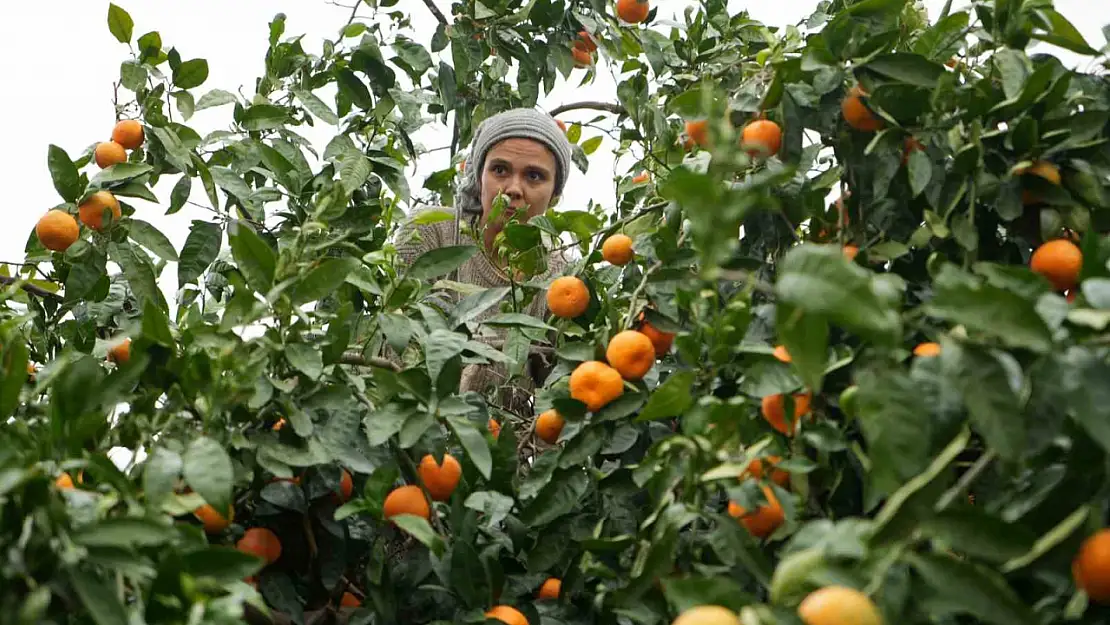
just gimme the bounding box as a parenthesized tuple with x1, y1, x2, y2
(3, 1, 1110, 624)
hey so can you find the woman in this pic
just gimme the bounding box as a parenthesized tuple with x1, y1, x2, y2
(395, 108, 575, 416)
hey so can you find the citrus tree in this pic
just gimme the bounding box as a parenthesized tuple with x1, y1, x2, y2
(4, 0, 1110, 624)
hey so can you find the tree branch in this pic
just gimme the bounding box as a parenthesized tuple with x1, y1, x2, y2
(549, 101, 625, 117)
(0, 276, 62, 301)
(338, 352, 402, 371)
(420, 0, 449, 25)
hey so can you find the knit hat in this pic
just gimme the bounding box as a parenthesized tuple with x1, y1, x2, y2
(455, 108, 573, 218)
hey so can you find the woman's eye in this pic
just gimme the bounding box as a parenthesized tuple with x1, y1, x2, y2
(528, 171, 544, 182)
(492, 165, 508, 175)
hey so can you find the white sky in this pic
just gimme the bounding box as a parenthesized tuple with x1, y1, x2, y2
(0, 1, 1105, 296)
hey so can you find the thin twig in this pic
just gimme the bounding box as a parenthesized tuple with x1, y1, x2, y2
(936, 449, 997, 511)
(420, 0, 449, 25)
(549, 101, 625, 117)
(338, 352, 402, 370)
(0, 276, 62, 301)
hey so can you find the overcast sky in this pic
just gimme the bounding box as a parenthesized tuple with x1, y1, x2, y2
(0, 1, 1105, 297)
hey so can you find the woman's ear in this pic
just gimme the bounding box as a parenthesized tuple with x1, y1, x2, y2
(548, 195, 561, 208)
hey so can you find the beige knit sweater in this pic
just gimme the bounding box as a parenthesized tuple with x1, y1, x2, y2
(393, 208, 570, 416)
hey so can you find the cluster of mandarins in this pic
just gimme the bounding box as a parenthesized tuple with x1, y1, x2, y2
(35, 120, 144, 253)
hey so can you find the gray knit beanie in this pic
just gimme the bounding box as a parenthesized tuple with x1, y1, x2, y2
(456, 108, 573, 219)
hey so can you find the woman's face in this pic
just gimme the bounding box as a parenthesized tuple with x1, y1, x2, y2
(479, 138, 557, 230)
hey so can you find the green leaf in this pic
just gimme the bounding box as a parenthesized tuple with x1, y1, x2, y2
(227, 220, 275, 292)
(177, 220, 221, 285)
(862, 53, 945, 88)
(91, 162, 152, 185)
(447, 415, 493, 480)
(340, 150, 372, 194)
(142, 447, 182, 510)
(637, 370, 696, 421)
(423, 330, 467, 384)
(919, 507, 1036, 563)
(128, 220, 178, 261)
(448, 287, 510, 328)
(776, 244, 901, 345)
(196, 89, 237, 110)
(0, 341, 29, 419)
(289, 257, 359, 305)
(464, 491, 514, 525)
(109, 242, 166, 311)
(260, 480, 307, 512)
(337, 69, 373, 110)
(924, 267, 1052, 353)
(518, 468, 588, 526)
(72, 518, 175, 548)
(662, 576, 756, 615)
(857, 368, 945, 497)
(776, 303, 829, 394)
(906, 552, 1037, 625)
(293, 88, 339, 124)
(907, 148, 932, 197)
(406, 245, 478, 281)
(106, 3, 133, 44)
(183, 437, 234, 516)
(482, 313, 555, 332)
(71, 569, 128, 625)
(47, 145, 82, 202)
(581, 136, 603, 155)
(182, 547, 263, 584)
(949, 344, 1025, 461)
(1030, 9, 1099, 55)
(209, 166, 254, 204)
(168, 175, 191, 215)
(1058, 347, 1110, 454)
(119, 60, 148, 91)
(142, 299, 174, 347)
(173, 58, 209, 89)
(391, 514, 445, 555)
(285, 344, 323, 380)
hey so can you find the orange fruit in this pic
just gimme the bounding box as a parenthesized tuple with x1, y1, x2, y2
(94, 141, 128, 168)
(78, 191, 122, 231)
(672, 605, 742, 625)
(236, 527, 282, 565)
(772, 345, 791, 363)
(55, 472, 75, 489)
(631, 171, 650, 184)
(760, 393, 812, 436)
(383, 484, 430, 521)
(577, 31, 597, 52)
(913, 342, 941, 357)
(338, 469, 354, 502)
(111, 119, 145, 150)
(741, 119, 782, 158)
(36, 210, 80, 252)
(602, 234, 634, 266)
(606, 330, 656, 381)
(639, 316, 675, 357)
(728, 485, 785, 538)
(535, 409, 565, 444)
(272, 418, 286, 431)
(488, 418, 502, 438)
(685, 119, 710, 148)
(546, 276, 590, 318)
(841, 86, 882, 132)
(194, 504, 234, 533)
(340, 591, 362, 607)
(843, 245, 859, 261)
(572, 45, 593, 68)
(485, 605, 529, 625)
(417, 454, 462, 501)
(1074, 529, 1110, 604)
(569, 360, 624, 411)
(1030, 239, 1082, 292)
(616, 0, 650, 23)
(745, 456, 790, 488)
(1020, 160, 1061, 205)
(108, 338, 132, 365)
(798, 586, 882, 625)
(537, 577, 561, 600)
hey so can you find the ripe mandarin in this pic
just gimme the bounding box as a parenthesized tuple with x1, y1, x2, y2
(418, 454, 462, 501)
(537, 577, 561, 600)
(547, 276, 590, 318)
(111, 119, 145, 150)
(672, 605, 742, 625)
(78, 191, 122, 231)
(728, 485, 785, 538)
(616, 0, 650, 23)
(1030, 239, 1082, 292)
(94, 141, 128, 168)
(485, 605, 529, 625)
(760, 393, 811, 436)
(841, 86, 882, 132)
(534, 409, 565, 444)
(602, 234, 634, 266)
(36, 210, 80, 252)
(1074, 529, 1110, 604)
(606, 330, 656, 380)
(798, 586, 883, 625)
(237, 527, 282, 565)
(741, 119, 782, 158)
(383, 484, 430, 521)
(569, 360, 624, 411)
